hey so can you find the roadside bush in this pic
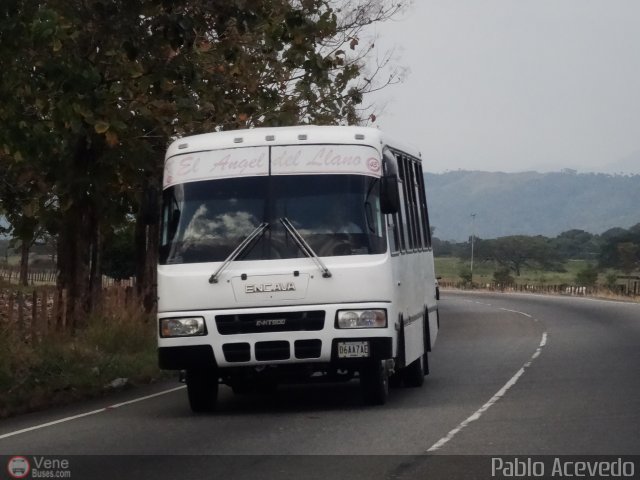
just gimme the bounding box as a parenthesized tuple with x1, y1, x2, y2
(493, 268, 514, 286)
(575, 265, 599, 287)
(458, 266, 473, 284)
(605, 272, 618, 291)
(0, 312, 162, 418)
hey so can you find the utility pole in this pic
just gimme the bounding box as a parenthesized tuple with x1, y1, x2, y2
(470, 213, 476, 284)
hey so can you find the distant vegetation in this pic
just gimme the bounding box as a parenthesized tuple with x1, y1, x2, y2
(425, 170, 640, 242)
(435, 224, 640, 288)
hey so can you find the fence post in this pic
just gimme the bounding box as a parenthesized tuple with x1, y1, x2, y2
(31, 290, 38, 343)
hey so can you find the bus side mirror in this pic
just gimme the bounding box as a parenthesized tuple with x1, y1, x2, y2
(380, 174, 400, 214)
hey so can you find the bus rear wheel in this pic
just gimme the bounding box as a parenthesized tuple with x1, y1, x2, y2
(186, 368, 219, 413)
(360, 360, 389, 405)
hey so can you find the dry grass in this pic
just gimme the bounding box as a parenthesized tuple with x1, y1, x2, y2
(0, 297, 164, 418)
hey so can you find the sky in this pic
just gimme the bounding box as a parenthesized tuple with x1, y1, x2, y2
(368, 0, 640, 173)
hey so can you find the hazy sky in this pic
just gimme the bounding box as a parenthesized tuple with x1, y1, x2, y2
(369, 0, 640, 173)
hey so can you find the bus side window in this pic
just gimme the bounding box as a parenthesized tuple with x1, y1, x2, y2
(398, 155, 414, 251)
(416, 163, 432, 248)
(411, 161, 426, 249)
(395, 153, 408, 252)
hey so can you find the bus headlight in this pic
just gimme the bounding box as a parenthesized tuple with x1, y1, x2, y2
(160, 317, 206, 337)
(336, 309, 387, 329)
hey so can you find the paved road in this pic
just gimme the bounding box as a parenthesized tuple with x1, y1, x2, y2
(1, 292, 638, 478)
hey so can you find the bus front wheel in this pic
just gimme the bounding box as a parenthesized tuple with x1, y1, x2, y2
(186, 369, 219, 413)
(360, 360, 389, 405)
(402, 353, 427, 387)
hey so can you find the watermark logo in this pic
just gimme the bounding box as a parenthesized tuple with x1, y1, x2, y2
(491, 457, 636, 478)
(7, 456, 30, 479)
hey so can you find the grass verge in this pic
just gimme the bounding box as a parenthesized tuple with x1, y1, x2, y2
(436, 257, 612, 285)
(0, 310, 166, 418)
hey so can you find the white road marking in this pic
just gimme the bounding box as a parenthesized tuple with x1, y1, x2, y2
(0, 386, 186, 441)
(475, 301, 492, 306)
(499, 307, 532, 318)
(427, 331, 548, 453)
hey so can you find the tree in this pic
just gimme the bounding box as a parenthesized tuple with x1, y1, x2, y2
(101, 221, 136, 281)
(550, 229, 600, 260)
(616, 243, 640, 274)
(486, 235, 562, 276)
(598, 225, 640, 273)
(0, 161, 52, 286)
(493, 268, 514, 287)
(0, 0, 404, 325)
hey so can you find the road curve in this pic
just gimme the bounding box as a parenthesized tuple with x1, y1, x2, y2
(1, 291, 638, 478)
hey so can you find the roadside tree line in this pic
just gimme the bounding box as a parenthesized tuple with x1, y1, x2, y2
(0, 0, 403, 329)
(433, 224, 640, 286)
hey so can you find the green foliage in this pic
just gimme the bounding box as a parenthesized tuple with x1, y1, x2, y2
(435, 257, 598, 287)
(493, 267, 514, 285)
(575, 264, 599, 287)
(598, 224, 640, 273)
(549, 229, 601, 260)
(484, 235, 563, 276)
(0, 0, 403, 320)
(101, 221, 136, 280)
(605, 272, 618, 291)
(458, 265, 472, 283)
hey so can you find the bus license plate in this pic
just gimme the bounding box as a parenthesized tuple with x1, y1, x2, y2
(338, 341, 370, 358)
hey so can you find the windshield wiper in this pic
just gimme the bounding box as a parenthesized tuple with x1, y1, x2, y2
(279, 217, 332, 278)
(208, 222, 270, 284)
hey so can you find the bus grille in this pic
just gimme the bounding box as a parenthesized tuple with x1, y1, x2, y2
(255, 341, 290, 361)
(215, 310, 325, 335)
(222, 343, 251, 363)
(294, 339, 322, 359)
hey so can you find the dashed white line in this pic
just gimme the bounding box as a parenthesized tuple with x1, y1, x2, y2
(427, 331, 548, 453)
(499, 307, 532, 318)
(0, 386, 186, 441)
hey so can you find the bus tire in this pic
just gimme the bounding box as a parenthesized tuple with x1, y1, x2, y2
(186, 369, 219, 413)
(402, 354, 426, 387)
(360, 360, 389, 405)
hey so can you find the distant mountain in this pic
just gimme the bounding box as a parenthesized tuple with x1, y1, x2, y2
(601, 151, 640, 175)
(425, 170, 640, 242)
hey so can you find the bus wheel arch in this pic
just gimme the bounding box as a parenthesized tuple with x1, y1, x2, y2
(402, 353, 426, 387)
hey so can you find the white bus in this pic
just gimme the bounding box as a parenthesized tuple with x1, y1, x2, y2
(157, 126, 439, 411)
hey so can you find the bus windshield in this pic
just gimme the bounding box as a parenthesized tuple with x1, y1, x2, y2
(160, 174, 386, 264)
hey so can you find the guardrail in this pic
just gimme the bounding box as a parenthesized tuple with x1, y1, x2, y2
(438, 281, 639, 299)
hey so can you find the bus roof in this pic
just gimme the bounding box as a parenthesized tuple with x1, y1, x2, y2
(165, 125, 422, 161)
